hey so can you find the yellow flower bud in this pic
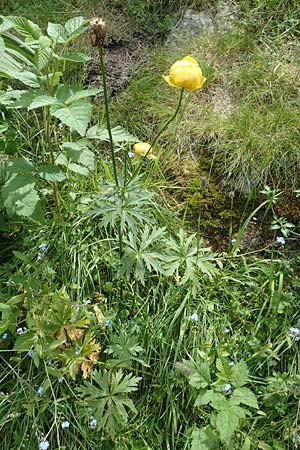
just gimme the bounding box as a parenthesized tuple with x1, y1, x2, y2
(133, 142, 157, 160)
(88, 18, 106, 48)
(163, 56, 206, 91)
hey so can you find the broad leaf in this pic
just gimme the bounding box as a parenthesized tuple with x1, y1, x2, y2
(216, 405, 245, 444)
(62, 53, 91, 63)
(86, 124, 138, 142)
(67, 163, 89, 176)
(191, 427, 219, 450)
(231, 387, 258, 409)
(64, 16, 86, 39)
(2, 174, 43, 221)
(50, 100, 92, 136)
(189, 363, 211, 389)
(3, 16, 42, 40)
(47, 22, 68, 43)
(6, 157, 34, 173)
(12, 70, 40, 87)
(38, 164, 67, 182)
(28, 94, 56, 109)
(231, 361, 249, 388)
(65, 88, 99, 104)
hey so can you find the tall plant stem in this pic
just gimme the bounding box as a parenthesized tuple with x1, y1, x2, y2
(130, 87, 185, 182)
(98, 48, 119, 189)
(150, 87, 185, 150)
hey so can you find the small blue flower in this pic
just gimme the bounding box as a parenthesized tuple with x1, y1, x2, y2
(58, 376, 65, 383)
(89, 417, 97, 429)
(276, 236, 285, 246)
(37, 386, 44, 396)
(2, 333, 8, 340)
(61, 421, 70, 429)
(39, 440, 50, 450)
(104, 320, 110, 327)
(190, 312, 199, 322)
(39, 243, 47, 251)
(290, 327, 300, 337)
(128, 152, 135, 159)
(28, 350, 33, 357)
(224, 383, 232, 395)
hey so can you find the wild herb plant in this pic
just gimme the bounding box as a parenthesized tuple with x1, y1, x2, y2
(1, 3, 300, 450)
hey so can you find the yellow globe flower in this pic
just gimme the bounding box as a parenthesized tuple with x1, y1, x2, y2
(133, 142, 157, 160)
(163, 56, 206, 91)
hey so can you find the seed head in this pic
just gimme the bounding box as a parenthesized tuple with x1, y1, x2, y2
(88, 18, 106, 48)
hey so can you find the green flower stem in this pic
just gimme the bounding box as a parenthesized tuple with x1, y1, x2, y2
(130, 87, 185, 181)
(150, 87, 185, 150)
(98, 48, 119, 189)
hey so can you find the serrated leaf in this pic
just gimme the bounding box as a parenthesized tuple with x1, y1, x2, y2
(62, 53, 91, 63)
(67, 163, 89, 176)
(3, 16, 42, 40)
(65, 88, 99, 104)
(34, 46, 51, 71)
(189, 363, 211, 389)
(191, 427, 219, 450)
(64, 16, 85, 36)
(231, 387, 258, 409)
(216, 405, 245, 444)
(28, 94, 56, 109)
(86, 124, 138, 142)
(195, 390, 219, 407)
(47, 22, 68, 43)
(7, 157, 34, 173)
(2, 174, 44, 221)
(231, 361, 249, 388)
(38, 164, 66, 182)
(12, 70, 40, 87)
(50, 100, 91, 136)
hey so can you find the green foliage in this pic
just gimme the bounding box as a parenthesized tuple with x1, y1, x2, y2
(77, 369, 141, 437)
(186, 357, 258, 448)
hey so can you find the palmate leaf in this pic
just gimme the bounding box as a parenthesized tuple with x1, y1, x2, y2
(119, 226, 166, 284)
(89, 177, 155, 233)
(77, 369, 140, 437)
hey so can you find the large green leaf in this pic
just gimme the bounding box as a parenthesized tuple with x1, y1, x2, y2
(38, 164, 67, 182)
(28, 94, 57, 109)
(62, 53, 91, 63)
(50, 100, 92, 136)
(65, 88, 99, 104)
(216, 405, 245, 445)
(64, 16, 85, 37)
(1, 174, 44, 221)
(231, 387, 258, 409)
(191, 427, 219, 450)
(12, 70, 40, 87)
(47, 22, 68, 43)
(6, 157, 34, 173)
(86, 124, 138, 142)
(61, 140, 94, 170)
(2, 16, 42, 41)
